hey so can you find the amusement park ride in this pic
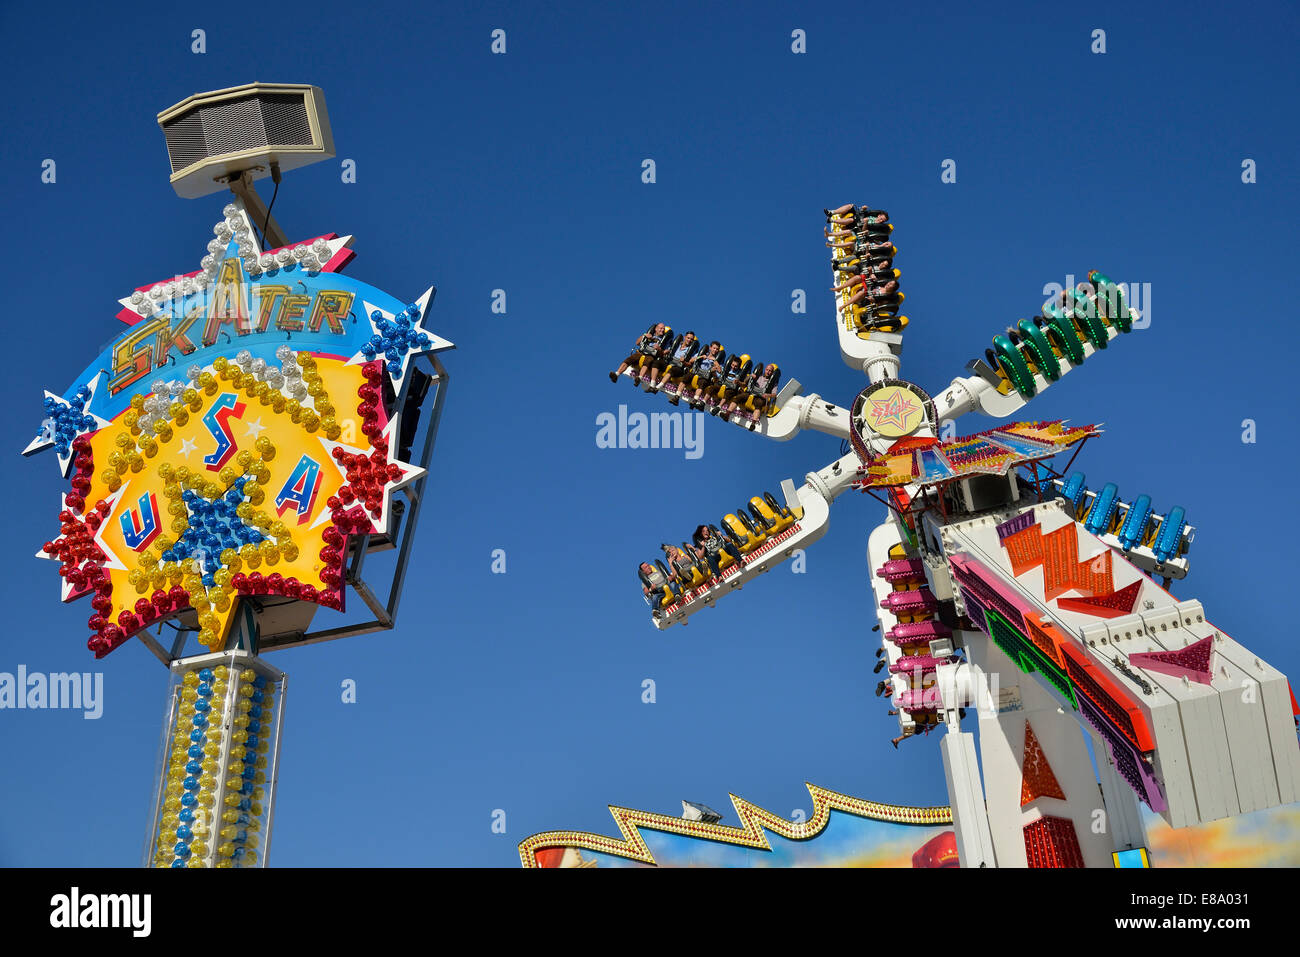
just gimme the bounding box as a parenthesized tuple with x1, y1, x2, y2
(521, 204, 1300, 868)
(24, 83, 452, 867)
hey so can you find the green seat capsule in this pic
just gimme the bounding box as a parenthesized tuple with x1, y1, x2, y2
(1016, 318, 1061, 381)
(992, 334, 1036, 398)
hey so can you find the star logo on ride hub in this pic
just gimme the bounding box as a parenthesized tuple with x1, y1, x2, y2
(866, 386, 922, 436)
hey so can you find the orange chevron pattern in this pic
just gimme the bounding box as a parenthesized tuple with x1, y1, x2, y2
(1002, 522, 1114, 601)
(518, 783, 952, 867)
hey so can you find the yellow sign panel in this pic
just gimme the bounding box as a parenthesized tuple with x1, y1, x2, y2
(70, 353, 420, 653)
(862, 384, 926, 437)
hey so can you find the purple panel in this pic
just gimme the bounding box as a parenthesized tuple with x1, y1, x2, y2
(996, 511, 1037, 543)
(1077, 694, 1167, 813)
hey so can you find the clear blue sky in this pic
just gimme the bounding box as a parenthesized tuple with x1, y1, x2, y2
(1, 0, 1297, 866)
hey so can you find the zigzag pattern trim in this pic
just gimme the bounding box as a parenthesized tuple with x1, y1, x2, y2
(518, 782, 952, 867)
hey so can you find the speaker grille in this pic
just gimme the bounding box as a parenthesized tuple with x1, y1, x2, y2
(161, 92, 314, 174)
(261, 93, 314, 146)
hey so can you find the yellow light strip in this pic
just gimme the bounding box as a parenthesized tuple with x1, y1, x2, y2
(518, 783, 952, 867)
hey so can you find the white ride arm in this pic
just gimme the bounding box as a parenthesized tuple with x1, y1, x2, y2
(652, 451, 862, 629)
(755, 380, 851, 441)
(934, 311, 1135, 423)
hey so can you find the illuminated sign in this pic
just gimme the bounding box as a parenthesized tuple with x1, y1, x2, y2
(25, 203, 452, 657)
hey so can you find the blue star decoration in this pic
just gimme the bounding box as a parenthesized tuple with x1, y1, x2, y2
(349, 287, 453, 391)
(22, 373, 110, 477)
(162, 477, 266, 587)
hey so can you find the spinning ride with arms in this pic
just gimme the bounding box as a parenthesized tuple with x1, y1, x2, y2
(587, 204, 1300, 868)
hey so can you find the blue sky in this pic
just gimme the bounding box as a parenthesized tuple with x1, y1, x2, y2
(0, 0, 1297, 866)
